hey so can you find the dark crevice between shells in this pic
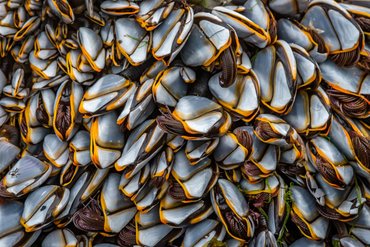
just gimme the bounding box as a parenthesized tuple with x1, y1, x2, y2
(123, 164, 136, 176)
(121, 57, 155, 83)
(54, 0, 71, 16)
(170, 59, 185, 68)
(188, 68, 212, 98)
(0, 54, 15, 75)
(69, 151, 76, 166)
(149, 176, 166, 188)
(156, 228, 184, 247)
(278, 163, 306, 178)
(0, 125, 19, 145)
(73, 199, 105, 232)
(361, 117, 370, 129)
(208, 113, 230, 138)
(191, 4, 212, 13)
(231, 0, 248, 4)
(307, 29, 327, 54)
(0, 181, 15, 198)
(215, 184, 228, 209)
(257, 213, 268, 231)
(333, 221, 348, 237)
(268, 11, 277, 43)
(61, 164, 78, 185)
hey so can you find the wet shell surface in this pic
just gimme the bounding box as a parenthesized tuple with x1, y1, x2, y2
(0, 0, 370, 246)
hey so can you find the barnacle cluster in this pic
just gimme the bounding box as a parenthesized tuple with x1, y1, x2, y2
(0, 0, 370, 246)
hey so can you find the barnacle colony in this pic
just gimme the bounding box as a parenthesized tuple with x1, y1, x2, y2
(0, 0, 370, 246)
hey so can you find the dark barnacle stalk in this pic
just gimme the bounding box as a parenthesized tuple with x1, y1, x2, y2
(214, 185, 252, 240)
(168, 180, 188, 201)
(156, 110, 187, 136)
(349, 130, 370, 169)
(73, 199, 105, 232)
(117, 221, 136, 247)
(219, 43, 237, 88)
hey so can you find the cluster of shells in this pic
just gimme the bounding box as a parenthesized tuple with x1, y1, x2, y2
(0, 0, 370, 246)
